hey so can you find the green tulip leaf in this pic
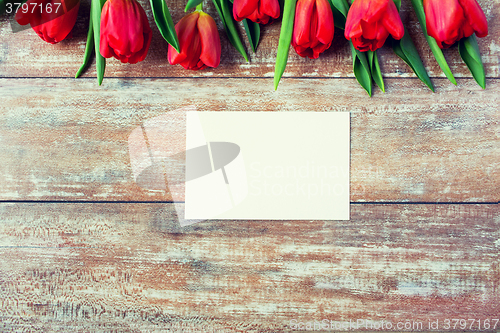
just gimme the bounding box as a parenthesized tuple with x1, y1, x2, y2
(460, 34, 482, 64)
(329, 2, 346, 29)
(459, 34, 485, 89)
(243, 19, 260, 53)
(212, 0, 222, 18)
(91, 0, 106, 85)
(150, 0, 179, 52)
(75, 14, 95, 78)
(328, 0, 348, 29)
(410, 0, 456, 85)
(212, 0, 223, 17)
(392, 30, 434, 91)
(329, 0, 349, 18)
(212, 0, 249, 62)
(393, 0, 401, 11)
(160, 0, 179, 50)
(184, 0, 203, 11)
(368, 50, 384, 92)
(274, 0, 296, 90)
(350, 42, 372, 96)
(0, 0, 8, 15)
(330, 0, 379, 95)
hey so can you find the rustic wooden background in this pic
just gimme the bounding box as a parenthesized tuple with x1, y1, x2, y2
(0, 0, 499, 331)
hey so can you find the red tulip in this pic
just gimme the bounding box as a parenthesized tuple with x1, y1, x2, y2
(424, 0, 488, 49)
(292, 0, 334, 59)
(233, 0, 280, 24)
(344, 0, 404, 52)
(168, 12, 221, 70)
(15, 0, 80, 44)
(100, 0, 152, 64)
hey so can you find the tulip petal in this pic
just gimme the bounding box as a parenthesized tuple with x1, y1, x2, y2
(15, 0, 36, 26)
(345, 20, 362, 40)
(100, 0, 152, 63)
(293, 0, 314, 47)
(381, 0, 404, 40)
(111, 0, 139, 60)
(34, 2, 80, 44)
(353, 0, 387, 24)
(168, 12, 199, 65)
(198, 12, 221, 68)
(360, 19, 377, 40)
(16, 0, 80, 44)
(315, 0, 334, 45)
(365, 0, 389, 23)
(344, 0, 364, 39)
(169, 11, 221, 70)
(233, 0, 279, 24)
(410, 0, 456, 83)
(345, 0, 406, 51)
(233, 0, 259, 21)
(374, 23, 389, 50)
(309, 4, 319, 50)
(423, 0, 465, 48)
(458, 0, 488, 37)
(260, 0, 280, 20)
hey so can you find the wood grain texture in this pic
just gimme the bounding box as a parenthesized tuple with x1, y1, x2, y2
(0, 78, 499, 202)
(0, 0, 499, 79)
(1, 1, 499, 330)
(0, 203, 498, 332)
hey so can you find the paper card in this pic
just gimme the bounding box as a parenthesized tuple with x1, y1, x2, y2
(185, 112, 350, 221)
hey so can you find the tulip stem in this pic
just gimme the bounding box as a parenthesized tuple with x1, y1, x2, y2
(196, 3, 203, 10)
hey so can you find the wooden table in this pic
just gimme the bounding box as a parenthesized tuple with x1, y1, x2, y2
(0, 0, 499, 331)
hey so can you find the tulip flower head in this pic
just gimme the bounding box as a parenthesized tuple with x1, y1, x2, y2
(345, 0, 404, 52)
(15, 0, 80, 44)
(233, 0, 280, 24)
(423, 0, 488, 48)
(292, 0, 334, 59)
(100, 0, 153, 64)
(168, 11, 221, 70)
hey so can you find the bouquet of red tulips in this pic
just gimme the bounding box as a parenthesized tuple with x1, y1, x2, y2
(5, 0, 489, 93)
(275, 0, 489, 93)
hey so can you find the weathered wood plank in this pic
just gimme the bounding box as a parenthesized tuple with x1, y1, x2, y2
(0, 203, 498, 332)
(0, 0, 499, 78)
(0, 78, 498, 202)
